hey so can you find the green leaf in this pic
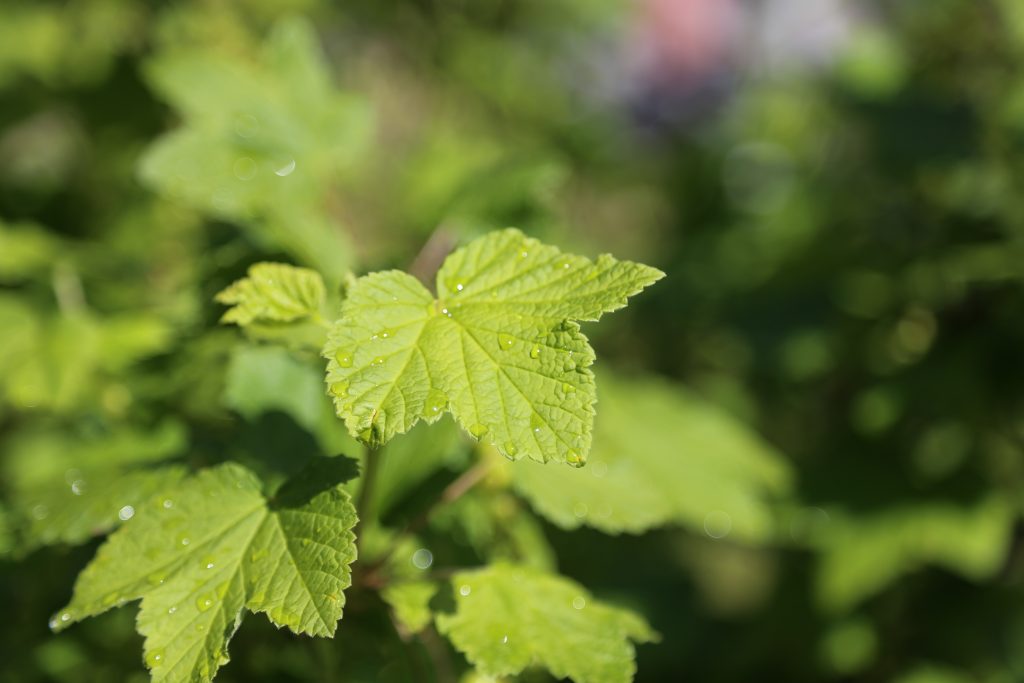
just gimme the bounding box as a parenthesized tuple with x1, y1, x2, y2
(4, 421, 188, 549)
(323, 228, 663, 463)
(139, 17, 370, 279)
(436, 563, 657, 683)
(223, 343, 358, 459)
(0, 218, 58, 282)
(381, 580, 438, 633)
(53, 460, 359, 683)
(216, 262, 326, 327)
(510, 371, 792, 540)
(815, 496, 1013, 612)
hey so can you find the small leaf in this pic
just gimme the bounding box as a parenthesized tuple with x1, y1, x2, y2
(54, 461, 358, 683)
(323, 228, 663, 463)
(382, 580, 438, 633)
(511, 371, 792, 541)
(216, 262, 325, 326)
(436, 563, 657, 683)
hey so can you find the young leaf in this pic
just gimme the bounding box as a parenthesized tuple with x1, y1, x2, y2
(436, 563, 657, 683)
(323, 228, 663, 463)
(52, 461, 358, 683)
(216, 262, 326, 326)
(511, 371, 792, 541)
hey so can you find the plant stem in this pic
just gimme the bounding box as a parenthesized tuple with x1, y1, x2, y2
(354, 443, 381, 551)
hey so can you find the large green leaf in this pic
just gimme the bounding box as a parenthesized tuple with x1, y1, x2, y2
(53, 461, 358, 683)
(510, 371, 792, 540)
(436, 563, 657, 683)
(323, 228, 663, 464)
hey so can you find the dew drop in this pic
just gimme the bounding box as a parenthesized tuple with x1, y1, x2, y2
(202, 555, 216, 570)
(330, 381, 349, 398)
(704, 510, 733, 539)
(274, 159, 297, 177)
(335, 350, 353, 368)
(145, 648, 166, 668)
(497, 333, 515, 351)
(162, 499, 174, 509)
(118, 505, 135, 521)
(530, 413, 544, 434)
(501, 635, 509, 644)
(168, 606, 178, 615)
(566, 450, 586, 467)
(459, 584, 472, 597)
(469, 423, 489, 439)
(504, 441, 519, 458)
(371, 356, 385, 366)
(529, 345, 541, 360)
(561, 382, 576, 394)
(379, 328, 393, 339)
(70, 479, 87, 496)
(195, 594, 216, 612)
(455, 282, 465, 292)
(176, 533, 190, 547)
(426, 389, 448, 415)
(556, 258, 572, 270)
(411, 548, 433, 570)
(572, 596, 586, 610)
(301, 538, 311, 547)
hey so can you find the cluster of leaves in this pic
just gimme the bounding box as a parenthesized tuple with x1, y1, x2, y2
(2, 1, 1024, 682)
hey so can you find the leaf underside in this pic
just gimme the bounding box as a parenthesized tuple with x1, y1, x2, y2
(323, 228, 664, 464)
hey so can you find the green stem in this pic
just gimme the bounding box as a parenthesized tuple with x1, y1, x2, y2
(354, 443, 380, 551)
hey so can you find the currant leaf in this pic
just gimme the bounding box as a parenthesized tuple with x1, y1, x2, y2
(436, 563, 657, 683)
(323, 229, 663, 463)
(52, 460, 358, 683)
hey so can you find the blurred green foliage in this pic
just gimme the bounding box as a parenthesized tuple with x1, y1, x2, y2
(1, 0, 1024, 681)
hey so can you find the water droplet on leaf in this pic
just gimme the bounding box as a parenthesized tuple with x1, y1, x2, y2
(274, 159, 296, 177)
(529, 345, 541, 359)
(145, 648, 166, 668)
(497, 333, 515, 351)
(459, 584, 472, 596)
(195, 594, 216, 612)
(530, 413, 544, 434)
(504, 441, 519, 457)
(426, 389, 448, 415)
(469, 423, 489, 439)
(572, 596, 586, 610)
(330, 381, 349, 398)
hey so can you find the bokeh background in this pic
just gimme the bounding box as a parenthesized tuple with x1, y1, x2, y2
(2, 1, 1024, 681)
